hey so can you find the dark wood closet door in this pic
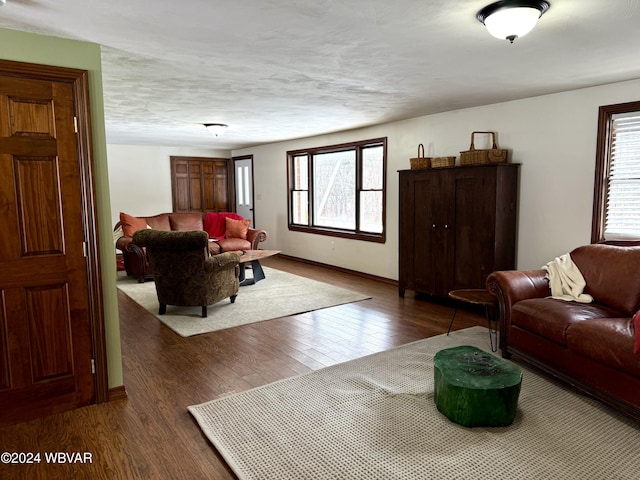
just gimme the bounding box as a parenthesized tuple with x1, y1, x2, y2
(0, 73, 95, 426)
(450, 167, 497, 289)
(412, 172, 446, 295)
(171, 156, 230, 212)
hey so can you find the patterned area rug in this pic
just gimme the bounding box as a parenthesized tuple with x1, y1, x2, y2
(117, 267, 370, 337)
(189, 327, 640, 480)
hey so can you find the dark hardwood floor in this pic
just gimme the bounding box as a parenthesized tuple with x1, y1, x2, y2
(0, 256, 486, 480)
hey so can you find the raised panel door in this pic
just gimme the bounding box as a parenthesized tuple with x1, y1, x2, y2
(170, 157, 230, 213)
(213, 161, 229, 211)
(171, 159, 190, 212)
(0, 74, 94, 426)
(189, 160, 203, 211)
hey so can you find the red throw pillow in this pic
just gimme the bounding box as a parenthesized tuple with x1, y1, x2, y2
(633, 310, 640, 354)
(225, 217, 251, 239)
(120, 212, 148, 237)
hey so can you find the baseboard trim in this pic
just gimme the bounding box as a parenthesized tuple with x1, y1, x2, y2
(278, 254, 397, 286)
(108, 385, 128, 402)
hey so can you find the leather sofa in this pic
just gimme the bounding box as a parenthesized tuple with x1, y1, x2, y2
(487, 242, 640, 420)
(115, 211, 267, 282)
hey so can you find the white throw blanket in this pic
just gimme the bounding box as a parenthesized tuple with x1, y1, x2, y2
(542, 253, 593, 303)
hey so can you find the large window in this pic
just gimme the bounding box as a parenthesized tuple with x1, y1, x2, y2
(288, 138, 386, 242)
(592, 101, 640, 242)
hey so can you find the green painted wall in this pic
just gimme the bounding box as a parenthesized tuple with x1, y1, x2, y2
(0, 27, 123, 389)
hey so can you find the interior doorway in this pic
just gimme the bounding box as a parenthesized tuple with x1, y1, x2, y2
(233, 155, 255, 226)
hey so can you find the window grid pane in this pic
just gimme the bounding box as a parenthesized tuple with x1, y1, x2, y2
(359, 191, 383, 233)
(293, 155, 308, 190)
(292, 191, 309, 225)
(362, 146, 383, 190)
(313, 151, 356, 230)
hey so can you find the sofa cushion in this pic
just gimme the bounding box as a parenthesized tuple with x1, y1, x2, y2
(120, 212, 148, 237)
(512, 298, 623, 345)
(204, 212, 243, 239)
(144, 213, 171, 231)
(225, 217, 251, 239)
(566, 317, 640, 377)
(571, 244, 640, 316)
(168, 213, 203, 231)
(217, 237, 251, 252)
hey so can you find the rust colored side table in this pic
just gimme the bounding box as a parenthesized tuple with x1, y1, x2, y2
(448, 289, 498, 352)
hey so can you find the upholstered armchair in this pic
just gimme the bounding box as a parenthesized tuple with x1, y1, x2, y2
(132, 229, 240, 318)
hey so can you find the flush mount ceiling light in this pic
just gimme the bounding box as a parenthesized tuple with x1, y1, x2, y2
(204, 123, 228, 136)
(477, 0, 550, 44)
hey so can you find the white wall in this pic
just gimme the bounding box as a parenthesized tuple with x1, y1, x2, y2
(232, 79, 640, 278)
(107, 144, 231, 226)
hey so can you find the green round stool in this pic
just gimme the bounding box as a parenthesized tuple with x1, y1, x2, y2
(434, 345, 522, 427)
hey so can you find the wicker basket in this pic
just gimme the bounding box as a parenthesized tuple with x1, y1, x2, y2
(410, 144, 432, 169)
(460, 131, 508, 165)
(431, 156, 456, 168)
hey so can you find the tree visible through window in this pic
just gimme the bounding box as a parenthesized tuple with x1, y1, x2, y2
(592, 101, 640, 242)
(288, 138, 386, 242)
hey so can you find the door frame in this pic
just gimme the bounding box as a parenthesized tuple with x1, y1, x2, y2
(232, 154, 255, 225)
(0, 60, 108, 403)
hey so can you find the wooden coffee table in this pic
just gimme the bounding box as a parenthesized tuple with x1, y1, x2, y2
(236, 250, 281, 286)
(448, 289, 499, 352)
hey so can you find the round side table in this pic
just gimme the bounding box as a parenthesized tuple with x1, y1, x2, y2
(448, 289, 498, 352)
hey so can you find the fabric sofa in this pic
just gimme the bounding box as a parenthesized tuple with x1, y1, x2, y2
(487, 242, 640, 420)
(115, 211, 267, 282)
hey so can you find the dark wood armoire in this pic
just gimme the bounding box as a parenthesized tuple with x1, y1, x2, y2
(170, 156, 232, 212)
(398, 163, 519, 298)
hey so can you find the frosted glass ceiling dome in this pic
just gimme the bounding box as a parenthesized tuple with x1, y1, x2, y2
(477, 1, 550, 43)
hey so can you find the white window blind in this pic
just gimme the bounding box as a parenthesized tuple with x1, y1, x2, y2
(605, 112, 640, 240)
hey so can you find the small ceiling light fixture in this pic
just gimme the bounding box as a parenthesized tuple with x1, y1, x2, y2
(204, 123, 228, 136)
(477, 0, 550, 44)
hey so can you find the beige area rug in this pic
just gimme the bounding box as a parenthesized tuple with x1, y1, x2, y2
(189, 327, 640, 480)
(117, 267, 370, 337)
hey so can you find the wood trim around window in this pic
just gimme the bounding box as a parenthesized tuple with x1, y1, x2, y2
(591, 100, 640, 243)
(286, 137, 387, 243)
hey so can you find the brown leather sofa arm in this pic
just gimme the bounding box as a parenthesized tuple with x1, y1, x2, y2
(116, 235, 133, 251)
(247, 228, 268, 250)
(487, 270, 550, 354)
(116, 235, 145, 260)
(487, 270, 549, 306)
(116, 235, 147, 282)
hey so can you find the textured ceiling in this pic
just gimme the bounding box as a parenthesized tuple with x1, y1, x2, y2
(1, 0, 639, 149)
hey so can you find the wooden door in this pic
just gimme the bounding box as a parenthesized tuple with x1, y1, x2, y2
(189, 160, 204, 211)
(171, 156, 230, 213)
(204, 160, 230, 212)
(0, 71, 95, 425)
(171, 158, 190, 212)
